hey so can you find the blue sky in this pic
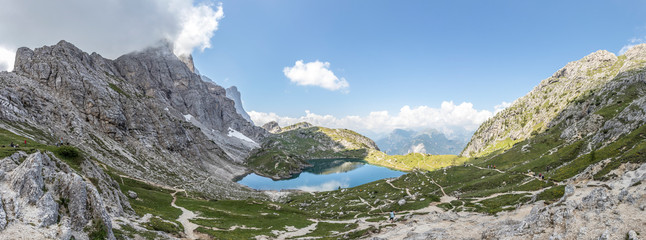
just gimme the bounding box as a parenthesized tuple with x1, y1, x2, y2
(1, 0, 646, 138)
(190, 0, 646, 136)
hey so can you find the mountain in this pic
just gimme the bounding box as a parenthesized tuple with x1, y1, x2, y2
(199, 76, 252, 123)
(375, 128, 471, 155)
(364, 45, 646, 239)
(3, 40, 269, 199)
(462, 48, 645, 157)
(225, 86, 253, 123)
(261, 120, 282, 133)
(0, 40, 275, 239)
(246, 122, 380, 179)
(1, 40, 645, 239)
(248, 122, 469, 179)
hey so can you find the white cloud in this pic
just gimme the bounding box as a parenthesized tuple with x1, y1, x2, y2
(297, 180, 349, 192)
(249, 101, 497, 137)
(0, 46, 14, 71)
(619, 37, 646, 55)
(0, 0, 224, 71)
(283, 60, 349, 91)
(494, 101, 512, 114)
(172, 2, 224, 57)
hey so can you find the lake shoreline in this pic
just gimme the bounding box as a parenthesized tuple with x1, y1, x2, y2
(237, 158, 406, 192)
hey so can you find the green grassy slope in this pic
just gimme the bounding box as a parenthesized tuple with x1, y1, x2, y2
(246, 124, 379, 179)
(247, 123, 469, 179)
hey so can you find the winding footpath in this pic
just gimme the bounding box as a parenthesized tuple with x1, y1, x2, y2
(171, 190, 199, 240)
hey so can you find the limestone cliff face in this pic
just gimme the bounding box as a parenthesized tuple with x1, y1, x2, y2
(261, 121, 282, 134)
(225, 86, 253, 123)
(462, 46, 646, 157)
(0, 151, 131, 239)
(2, 40, 268, 199)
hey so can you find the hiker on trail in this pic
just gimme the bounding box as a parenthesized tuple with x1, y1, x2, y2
(389, 211, 395, 222)
(541, 175, 545, 180)
(24, 140, 27, 145)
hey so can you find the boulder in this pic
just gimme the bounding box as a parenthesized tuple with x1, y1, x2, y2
(127, 190, 138, 199)
(37, 192, 59, 227)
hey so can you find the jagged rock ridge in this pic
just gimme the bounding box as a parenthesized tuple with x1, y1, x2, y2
(225, 86, 253, 123)
(2, 40, 268, 199)
(0, 151, 132, 239)
(462, 46, 646, 157)
(261, 121, 282, 134)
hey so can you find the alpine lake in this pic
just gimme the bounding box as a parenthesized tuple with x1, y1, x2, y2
(237, 159, 405, 192)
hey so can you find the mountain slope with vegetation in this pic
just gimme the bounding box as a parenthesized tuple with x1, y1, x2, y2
(248, 122, 472, 179)
(246, 122, 380, 179)
(1, 40, 646, 239)
(250, 44, 646, 238)
(462, 48, 642, 157)
(365, 45, 646, 239)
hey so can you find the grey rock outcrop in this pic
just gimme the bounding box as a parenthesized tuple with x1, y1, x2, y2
(127, 190, 138, 199)
(9, 152, 47, 204)
(225, 86, 253, 123)
(0, 151, 127, 239)
(262, 121, 282, 134)
(2, 40, 268, 199)
(0, 194, 6, 230)
(36, 192, 58, 227)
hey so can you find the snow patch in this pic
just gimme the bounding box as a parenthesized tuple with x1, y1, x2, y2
(228, 127, 256, 144)
(183, 114, 193, 121)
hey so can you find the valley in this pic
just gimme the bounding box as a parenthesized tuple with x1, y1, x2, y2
(0, 40, 645, 240)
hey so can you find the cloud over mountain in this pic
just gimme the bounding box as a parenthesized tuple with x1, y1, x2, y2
(249, 101, 495, 137)
(0, 0, 224, 71)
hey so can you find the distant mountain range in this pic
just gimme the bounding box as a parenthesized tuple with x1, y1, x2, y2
(375, 129, 472, 155)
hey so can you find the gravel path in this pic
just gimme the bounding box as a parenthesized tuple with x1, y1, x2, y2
(171, 190, 199, 239)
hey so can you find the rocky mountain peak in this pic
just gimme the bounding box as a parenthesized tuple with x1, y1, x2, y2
(178, 54, 196, 73)
(620, 43, 646, 71)
(261, 121, 282, 133)
(2, 40, 268, 200)
(551, 50, 618, 79)
(284, 122, 313, 131)
(623, 43, 646, 60)
(462, 46, 646, 157)
(582, 50, 616, 62)
(225, 86, 253, 123)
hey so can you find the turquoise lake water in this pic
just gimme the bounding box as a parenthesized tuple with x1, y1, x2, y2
(237, 159, 406, 192)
